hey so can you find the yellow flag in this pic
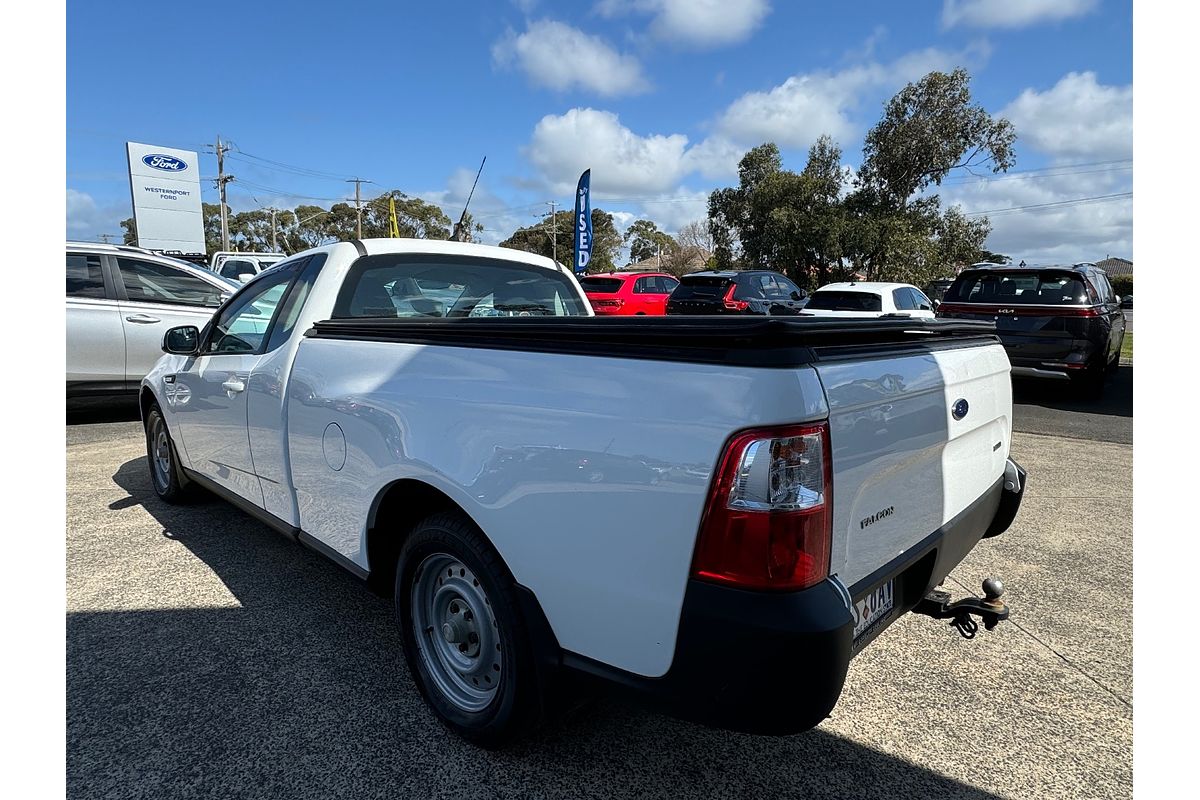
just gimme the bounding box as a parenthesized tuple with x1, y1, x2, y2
(389, 197, 400, 238)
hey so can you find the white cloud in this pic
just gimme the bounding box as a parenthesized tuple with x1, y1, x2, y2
(1001, 72, 1132, 162)
(941, 0, 1097, 30)
(597, 0, 771, 48)
(525, 108, 695, 195)
(716, 41, 991, 151)
(66, 189, 127, 240)
(940, 166, 1132, 263)
(492, 20, 648, 96)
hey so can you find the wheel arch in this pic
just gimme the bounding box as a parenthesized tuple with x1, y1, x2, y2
(365, 477, 487, 597)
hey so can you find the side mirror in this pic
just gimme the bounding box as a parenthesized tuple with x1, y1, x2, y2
(238, 273, 254, 283)
(790, 290, 803, 301)
(1114, 295, 1122, 304)
(163, 325, 200, 355)
(932, 299, 941, 310)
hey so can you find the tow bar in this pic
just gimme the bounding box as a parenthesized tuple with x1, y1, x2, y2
(913, 578, 1009, 639)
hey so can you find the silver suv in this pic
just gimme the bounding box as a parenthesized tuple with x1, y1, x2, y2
(66, 242, 239, 395)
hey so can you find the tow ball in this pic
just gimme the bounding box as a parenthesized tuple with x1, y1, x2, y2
(913, 578, 1009, 639)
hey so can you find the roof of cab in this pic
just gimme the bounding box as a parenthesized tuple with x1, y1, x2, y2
(814, 281, 917, 293)
(355, 238, 570, 274)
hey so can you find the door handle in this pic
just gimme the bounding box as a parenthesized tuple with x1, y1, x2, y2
(125, 314, 161, 324)
(222, 378, 246, 394)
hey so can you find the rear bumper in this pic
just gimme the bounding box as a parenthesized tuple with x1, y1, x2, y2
(565, 459, 1025, 734)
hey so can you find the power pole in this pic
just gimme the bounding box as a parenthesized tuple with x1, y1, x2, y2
(213, 136, 234, 251)
(268, 207, 278, 252)
(98, 233, 113, 244)
(544, 201, 558, 264)
(347, 177, 372, 239)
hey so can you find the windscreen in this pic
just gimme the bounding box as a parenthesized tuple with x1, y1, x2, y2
(805, 290, 883, 312)
(333, 254, 589, 319)
(945, 271, 1091, 305)
(671, 276, 732, 299)
(579, 277, 623, 293)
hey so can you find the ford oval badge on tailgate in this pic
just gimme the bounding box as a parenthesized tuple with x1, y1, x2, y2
(952, 398, 969, 420)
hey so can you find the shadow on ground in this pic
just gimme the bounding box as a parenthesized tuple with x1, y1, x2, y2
(66, 457, 1005, 800)
(67, 396, 141, 425)
(1012, 364, 1131, 419)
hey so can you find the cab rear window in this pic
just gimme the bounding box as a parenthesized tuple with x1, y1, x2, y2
(945, 272, 1091, 305)
(333, 254, 589, 319)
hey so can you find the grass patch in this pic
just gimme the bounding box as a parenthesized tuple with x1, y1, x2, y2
(1121, 332, 1133, 362)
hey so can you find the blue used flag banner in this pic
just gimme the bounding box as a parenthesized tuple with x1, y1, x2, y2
(573, 169, 592, 273)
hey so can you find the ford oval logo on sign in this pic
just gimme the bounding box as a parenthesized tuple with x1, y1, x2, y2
(142, 154, 187, 172)
(952, 398, 970, 420)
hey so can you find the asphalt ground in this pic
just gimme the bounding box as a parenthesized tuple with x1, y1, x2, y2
(1012, 365, 1132, 445)
(66, 400, 1132, 799)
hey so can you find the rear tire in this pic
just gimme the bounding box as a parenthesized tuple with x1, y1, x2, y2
(395, 511, 541, 748)
(1071, 362, 1106, 399)
(144, 404, 191, 503)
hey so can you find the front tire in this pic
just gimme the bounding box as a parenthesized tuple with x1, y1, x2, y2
(395, 511, 541, 748)
(144, 404, 190, 503)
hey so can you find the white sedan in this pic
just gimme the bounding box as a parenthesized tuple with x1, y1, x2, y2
(802, 282, 936, 319)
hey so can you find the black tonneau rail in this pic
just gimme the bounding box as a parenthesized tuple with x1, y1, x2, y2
(306, 316, 999, 368)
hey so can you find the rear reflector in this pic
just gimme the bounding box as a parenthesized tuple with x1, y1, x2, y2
(692, 422, 832, 591)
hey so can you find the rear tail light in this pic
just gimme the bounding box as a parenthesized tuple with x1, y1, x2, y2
(722, 284, 749, 311)
(692, 422, 833, 591)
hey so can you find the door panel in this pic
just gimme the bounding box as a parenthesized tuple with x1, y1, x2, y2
(170, 267, 296, 508)
(113, 257, 227, 383)
(66, 252, 125, 385)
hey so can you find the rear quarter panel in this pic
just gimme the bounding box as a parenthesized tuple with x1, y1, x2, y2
(286, 339, 829, 677)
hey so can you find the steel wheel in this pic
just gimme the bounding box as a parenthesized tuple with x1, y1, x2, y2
(410, 552, 503, 713)
(149, 414, 172, 493)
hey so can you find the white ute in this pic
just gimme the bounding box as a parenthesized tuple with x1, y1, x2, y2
(140, 239, 1026, 746)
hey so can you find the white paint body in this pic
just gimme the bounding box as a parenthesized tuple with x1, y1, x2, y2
(805, 282, 937, 319)
(145, 239, 1012, 679)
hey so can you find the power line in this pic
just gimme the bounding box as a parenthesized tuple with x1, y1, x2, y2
(962, 192, 1132, 217)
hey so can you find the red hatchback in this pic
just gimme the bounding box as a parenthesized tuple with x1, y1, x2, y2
(580, 272, 681, 316)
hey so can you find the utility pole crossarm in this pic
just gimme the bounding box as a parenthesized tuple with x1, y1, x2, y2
(347, 178, 373, 240)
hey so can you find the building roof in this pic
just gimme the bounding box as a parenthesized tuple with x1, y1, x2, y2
(1096, 257, 1133, 277)
(625, 246, 712, 273)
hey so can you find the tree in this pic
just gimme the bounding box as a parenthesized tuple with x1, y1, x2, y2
(859, 68, 1016, 208)
(120, 217, 137, 246)
(624, 219, 677, 264)
(499, 208, 621, 271)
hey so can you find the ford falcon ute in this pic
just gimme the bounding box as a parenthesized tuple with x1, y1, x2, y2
(139, 238, 1026, 747)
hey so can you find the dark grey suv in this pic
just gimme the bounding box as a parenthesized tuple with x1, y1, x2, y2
(936, 263, 1127, 396)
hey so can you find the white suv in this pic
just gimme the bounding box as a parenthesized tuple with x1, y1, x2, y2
(803, 281, 936, 319)
(66, 242, 239, 395)
(211, 251, 287, 283)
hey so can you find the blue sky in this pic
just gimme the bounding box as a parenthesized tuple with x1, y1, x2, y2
(66, 0, 1132, 262)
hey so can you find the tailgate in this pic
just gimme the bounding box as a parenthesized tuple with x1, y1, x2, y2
(811, 342, 1012, 588)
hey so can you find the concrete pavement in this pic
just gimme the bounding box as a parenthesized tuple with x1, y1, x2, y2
(66, 423, 1131, 799)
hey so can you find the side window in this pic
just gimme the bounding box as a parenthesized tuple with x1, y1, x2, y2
(734, 278, 764, 300)
(117, 258, 225, 308)
(910, 288, 933, 310)
(66, 253, 106, 298)
(221, 259, 256, 280)
(662, 276, 680, 294)
(778, 277, 802, 298)
(633, 277, 652, 294)
(1095, 273, 1114, 304)
(893, 288, 916, 310)
(265, 256, 323, 351)
(205, 267, 297, 354)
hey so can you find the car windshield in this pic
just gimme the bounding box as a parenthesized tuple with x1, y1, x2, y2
(945, 271, 1091, 305)
(805, 290, 883, 312)
(579, 278, 623, 293)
